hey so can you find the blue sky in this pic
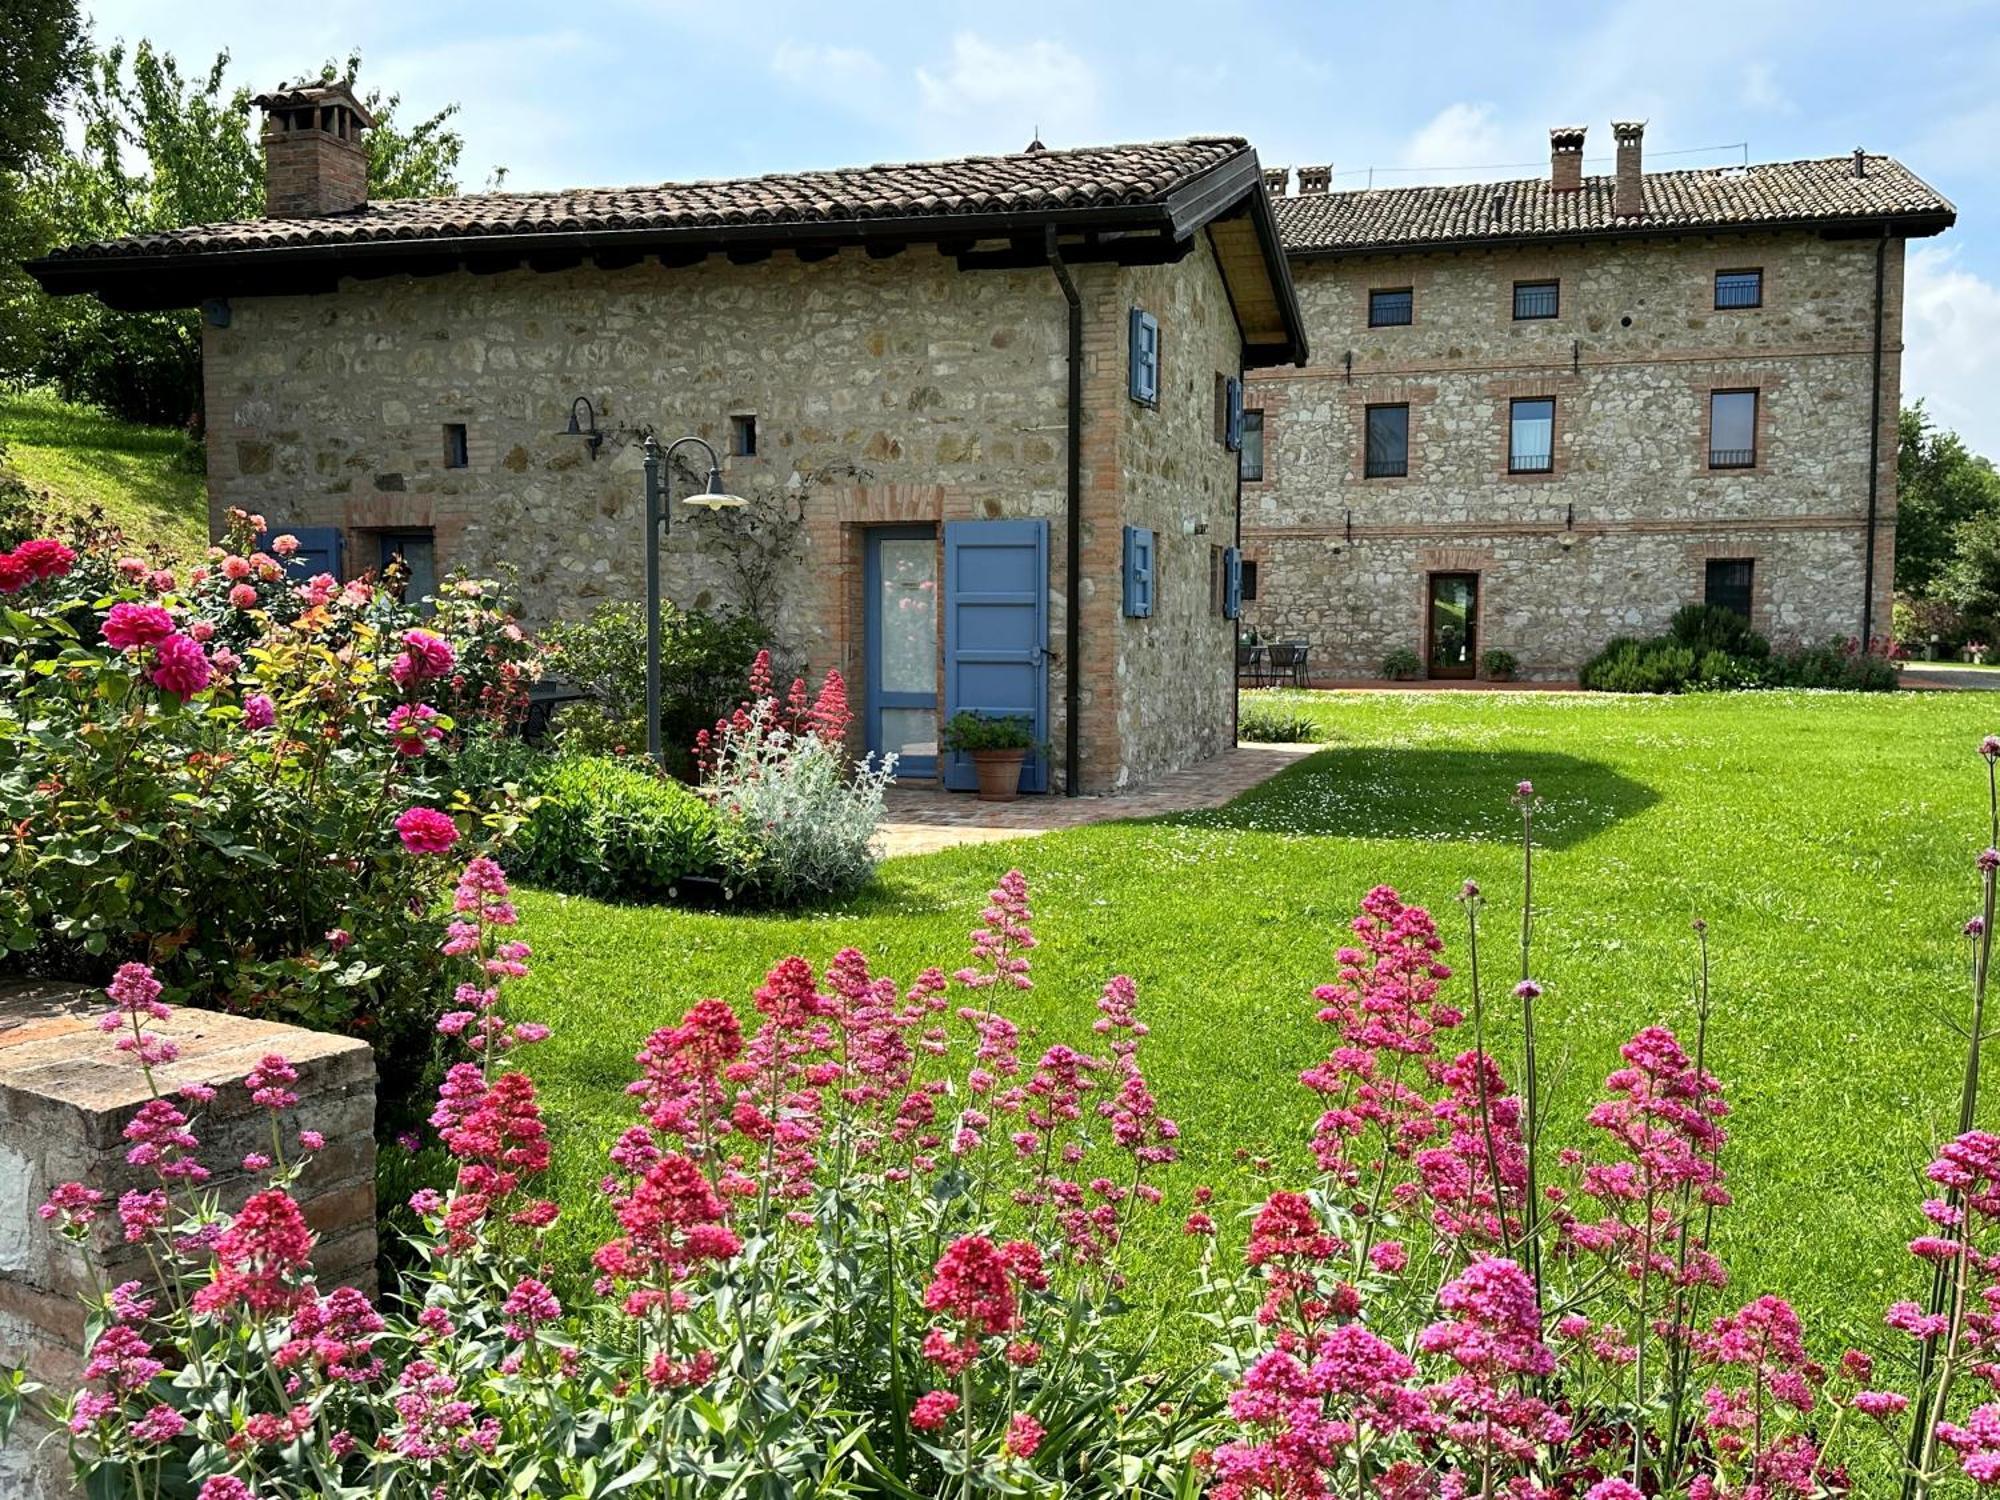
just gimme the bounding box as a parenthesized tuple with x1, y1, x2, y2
(84, 0, 2000, 452)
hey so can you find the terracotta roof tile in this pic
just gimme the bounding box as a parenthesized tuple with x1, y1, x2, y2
(1275, 155, 1954, 255)
(42, 137, 1250, 262)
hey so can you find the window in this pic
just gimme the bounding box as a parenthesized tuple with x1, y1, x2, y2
(442, 423, 468, 469)
(1240, 410, 1265, 481)
(1364, 403, 1409, 478)
(378, 529, 437, 613)
(1508, 398, 1555, 473)
(1705, 558, 1755, 621)
(1122, 526, 1156, 619)
(729, 414, 758, 458)
(1368, 288, 1414, 327)
(1709, 390, 1758, 468)
(1241, 559, 1260, 603)
(1129, 308, 1160, 405)
(1715, 269, 1763, 309)
(1513, 280, 1559, 320)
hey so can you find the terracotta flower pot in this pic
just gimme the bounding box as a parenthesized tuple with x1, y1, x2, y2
(970, 748, 1028, 802)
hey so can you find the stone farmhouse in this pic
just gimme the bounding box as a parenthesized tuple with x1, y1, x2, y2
(1241, 124, 1955, 680)
(29, 83, 1308, 795)
(27, 88, 1958, 791)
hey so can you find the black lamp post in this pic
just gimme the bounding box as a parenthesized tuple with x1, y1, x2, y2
(642, 433, 745, 766)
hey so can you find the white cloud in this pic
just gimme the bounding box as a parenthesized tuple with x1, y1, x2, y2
(1396, 103, 1509, 183)
(913, 33, 1099, 152)
(1904, 242, 2000, 459)
(771, 40, 886, 93)
(1738, 62, 1796, 116)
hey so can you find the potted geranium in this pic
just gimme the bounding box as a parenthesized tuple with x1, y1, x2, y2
(942, 710, 1036, 802)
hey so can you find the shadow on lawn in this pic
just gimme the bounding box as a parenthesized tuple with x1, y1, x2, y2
(1179, 747, 1659, 849)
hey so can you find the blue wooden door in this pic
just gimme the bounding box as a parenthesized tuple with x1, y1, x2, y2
(942, 519, 1049, 793)
(864, 527, 940, 778)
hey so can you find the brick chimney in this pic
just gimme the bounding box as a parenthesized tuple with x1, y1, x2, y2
(1297, 164, 1332, 194)
(1612, 120, 1645, 218)
(1262, 165, 1290, 196)
(253, 81, 374, 218)
(1549, 126, 1586, 193)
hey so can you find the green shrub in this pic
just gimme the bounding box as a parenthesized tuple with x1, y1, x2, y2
(1580, 638, 1699, 694)
(1479, 648, 1518, 681)
(1584, 621, 1898, 695)
(1774, 639, 1900, 692)
(1380, 646, 1423, 681)
(1238, 699, 1323, 743)
(940, 710, 1036, 752)
(511, 755, 722, 902)
(542, 601, 766, 778)
(1668, 603, 1769, 658)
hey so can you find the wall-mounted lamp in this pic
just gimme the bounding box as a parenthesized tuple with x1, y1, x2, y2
(642, 434, 746, 764)
(559, 396, 604, 461)
(1327, 507, 1354, 555)
(1559, 501, 1577, 550)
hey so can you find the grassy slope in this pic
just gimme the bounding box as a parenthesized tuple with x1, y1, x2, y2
(510, 689, 2000, 1353)
(0, 388, 207, 557)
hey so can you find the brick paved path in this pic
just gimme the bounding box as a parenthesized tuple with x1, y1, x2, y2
(877, 743, 1319, 857)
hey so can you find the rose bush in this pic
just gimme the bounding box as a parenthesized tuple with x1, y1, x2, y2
(0, 511, 538, 1087)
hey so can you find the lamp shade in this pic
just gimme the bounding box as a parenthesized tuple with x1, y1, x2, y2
(681, 469, 747, 511)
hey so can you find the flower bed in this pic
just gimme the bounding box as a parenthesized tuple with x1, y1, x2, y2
(18, 748, 2000, 1496)
(0, 511, 538, 1084)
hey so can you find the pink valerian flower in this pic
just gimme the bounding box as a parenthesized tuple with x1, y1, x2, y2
(395, 806, 459, 854)
(38, 1181, 105, 1230)
(124, 1097, 207, 1182)
(387, 702, 444, 756)
(242, 693, 276, 731)
(501, 1277, 563, 1340)
(1419, 1257, 1568, 1473)
(101, 601, 176, 651)
(245, 1054, 299, 1111)
(196, 1478, 258, 1500)
(272, 1285, 387, 1385)
(1409, 1048, 1528, 1250)
(1694, 1295, 1824, 1485)
(910, 1389, 961, 1432)
(118, 1189, 169, 1242)
(924, 1234, 1023, 1337)
(595, 1150, 741, 1285)
(390, 628, 457, 687)
(955, 869, 1037, 990)
(432, 1068, 552, 1252)
(390, 1359, 499, 1461)
(149, 632, 213, 697)
(628, 997, 743, 1152)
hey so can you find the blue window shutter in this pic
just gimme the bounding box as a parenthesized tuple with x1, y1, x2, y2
(259, 525, 342, 583)
(1129, 308, 1159, 405)
(1122, 525, 1154, 618)
(1225, 376, 1244, 451)
(1223, 546, 1242, 620)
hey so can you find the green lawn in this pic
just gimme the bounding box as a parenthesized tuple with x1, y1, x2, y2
(510, 689, 2000, 1353)
(0, 387, 208, 557)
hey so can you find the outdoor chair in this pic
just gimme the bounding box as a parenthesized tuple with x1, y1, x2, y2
(1236, 641, 1267, 687)
(1266, 640, 1310, 688)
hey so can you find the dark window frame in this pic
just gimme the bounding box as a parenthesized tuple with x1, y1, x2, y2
(1708, 388, 1760, 469)
(1705, 558, 1755, 621)
(1368, 287, 1414, 328)
(1240, 409, 1265, 482)
(729, 413, 758, 458)
(1508, 397, 1556, 474)
(442, 423, 469, 469)
(1364, 402, 1410, 479)
(1715, 269, 1763, 310)
(1512, 280, 1560, 320)
(1240, 558, 1260, 603)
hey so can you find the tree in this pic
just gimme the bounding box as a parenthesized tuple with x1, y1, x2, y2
(0, 41, 475, 427)
(0, 0, 88, 377)
(1897, 402, 2000, 596)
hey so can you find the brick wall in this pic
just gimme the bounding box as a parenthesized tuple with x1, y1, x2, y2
(0, 982, 374, 1499)
(1243, 230, 1907, 678)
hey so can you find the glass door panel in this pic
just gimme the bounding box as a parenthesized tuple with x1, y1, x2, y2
(1428, 573, 1477, 679)
(866, 529, 939, 775)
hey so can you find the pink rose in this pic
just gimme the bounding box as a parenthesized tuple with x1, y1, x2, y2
(220, 555, 251, 581)
(271, 534, 300, 557)
(390, 629, 457, 687)
(242, 694, 276, 731)
(102, 602, 176, 652)
(395, 807, 459, 854)
(148, 634, 212, 698)
(228, 583, 258, 609)
(0, 553, 30, 594)
(12, 538, 76, 581)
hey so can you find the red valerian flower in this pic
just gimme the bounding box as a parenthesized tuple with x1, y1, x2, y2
(924, 1234, 1020, 1336)
(910, 1389, 961, 1432)
(192, 1189, 314, 1317)
(1003, 1412, 1045, 1459)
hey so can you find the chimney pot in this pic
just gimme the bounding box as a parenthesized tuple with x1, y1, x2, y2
(1297, 164, 1333, 195)
(1262, 165, 1290, 196)
(1853, 147, 1867, 179)
(253, 80, 375, 218)
(1549, 125, 1586, 193)
(1612, 119, 1646, 218)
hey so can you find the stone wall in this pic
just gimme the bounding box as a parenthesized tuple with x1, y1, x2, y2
(201, 241, 1243, 791)
(0, 982, 374, 1499)
(1242, 230, 1905, 679)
